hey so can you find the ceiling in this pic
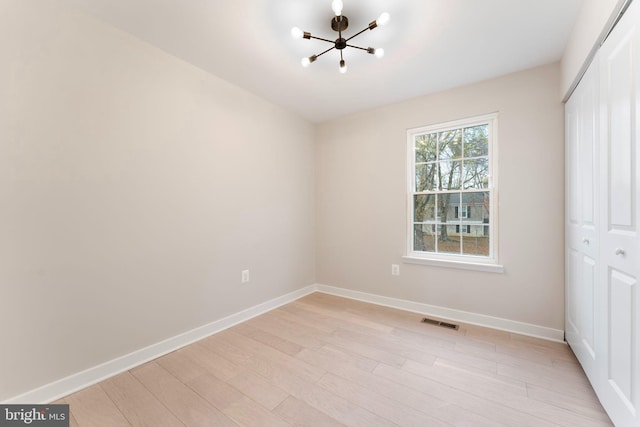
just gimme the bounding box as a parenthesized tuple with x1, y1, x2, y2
(63, 0, 584, 123)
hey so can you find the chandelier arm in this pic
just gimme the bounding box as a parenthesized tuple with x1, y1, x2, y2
(346, 44, 371, 52)
(314, 45, 337, 58)
(344, 26, 371, 42)
(308, 35, 336, 44)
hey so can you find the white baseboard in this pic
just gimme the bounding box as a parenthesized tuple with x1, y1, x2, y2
(5, 285, 316, 404)
(6, 282, 564, 404)
(315, 284, 565, 343)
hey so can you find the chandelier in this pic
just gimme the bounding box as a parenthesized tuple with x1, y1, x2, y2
(291, 0, 390, 73)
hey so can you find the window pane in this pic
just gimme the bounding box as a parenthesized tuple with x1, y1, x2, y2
(415, 133, 437, 163)
(463, 125, 488, 157)
(438, 129, 462, 160)
(414, 195, 436, 222)
(436, 223, 461, 254)
(462, 158, 489, 189)
(415, 163, 437, 191)
(438, 161, 461, 190)
(462, 192, 490, 222)
(414, 224, 436, 252)
(437, 192, 460, 224)
(462, 225, 490, 256)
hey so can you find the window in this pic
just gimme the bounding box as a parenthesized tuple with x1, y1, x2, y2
(454, 205, 468, 218)
(455, 224, 471, 234)
(405, 113, 501, 271)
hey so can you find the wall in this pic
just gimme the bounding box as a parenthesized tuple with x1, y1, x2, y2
(0, 1, 315, 401)
(316, 63, 565, 331)
(561, 0, 624, 98)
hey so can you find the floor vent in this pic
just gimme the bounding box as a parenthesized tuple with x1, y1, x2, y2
(421, 317, 459, 330)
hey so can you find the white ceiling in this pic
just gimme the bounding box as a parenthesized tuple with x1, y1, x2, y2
(64, 0, 584, 123)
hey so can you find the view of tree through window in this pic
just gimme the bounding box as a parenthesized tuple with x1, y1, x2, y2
(409, 117, 495, 258)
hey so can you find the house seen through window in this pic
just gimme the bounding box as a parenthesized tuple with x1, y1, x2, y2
(407, 114, 498, 263)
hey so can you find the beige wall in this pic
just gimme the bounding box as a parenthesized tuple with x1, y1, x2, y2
(561, 0, 623, 98)
(316, 63, 565, 330)
(0, 2, 315, 401)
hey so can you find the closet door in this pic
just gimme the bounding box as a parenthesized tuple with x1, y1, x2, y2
(565, 60, 599, 380)
(598, 0, 640, 424)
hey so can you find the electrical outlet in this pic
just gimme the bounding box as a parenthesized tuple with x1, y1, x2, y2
(241, 269, 250, 283)
(391, 264, 400, 276)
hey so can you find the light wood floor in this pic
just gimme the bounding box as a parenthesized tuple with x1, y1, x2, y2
(55, 292, 612, 426)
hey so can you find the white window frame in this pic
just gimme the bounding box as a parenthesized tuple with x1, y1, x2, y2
(403, 113, 503, 273)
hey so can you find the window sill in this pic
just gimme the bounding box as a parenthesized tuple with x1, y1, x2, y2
(402, 256, 505, 273)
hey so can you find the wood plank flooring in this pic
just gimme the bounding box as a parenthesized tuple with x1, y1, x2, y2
(55, 292, 612, 426)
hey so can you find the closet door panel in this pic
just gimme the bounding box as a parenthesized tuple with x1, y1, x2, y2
(565, 57, 599, 376)
(566, 248, 580, 344)
(608, 269, 635, 406)
(581, 255, 596, 358)
(565, 96, 580, 347)
(577, 64, 599, 365)
(566, 102, 579, 227)
(580, 73, 598, 228)
(598, 0, 640, 424)
(607, 36, 634, 228)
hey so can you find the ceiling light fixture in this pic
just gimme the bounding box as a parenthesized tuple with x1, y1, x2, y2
(291, 0, 390, 73)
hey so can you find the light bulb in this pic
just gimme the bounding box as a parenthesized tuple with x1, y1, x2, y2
(377, 12, 390, 26)
(375, 48, 385, 58)
(331, 0, 343, 16)
(301, 55, 317, 67)
(291, 27, 303, 39)
(339, 60, 347, 74)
